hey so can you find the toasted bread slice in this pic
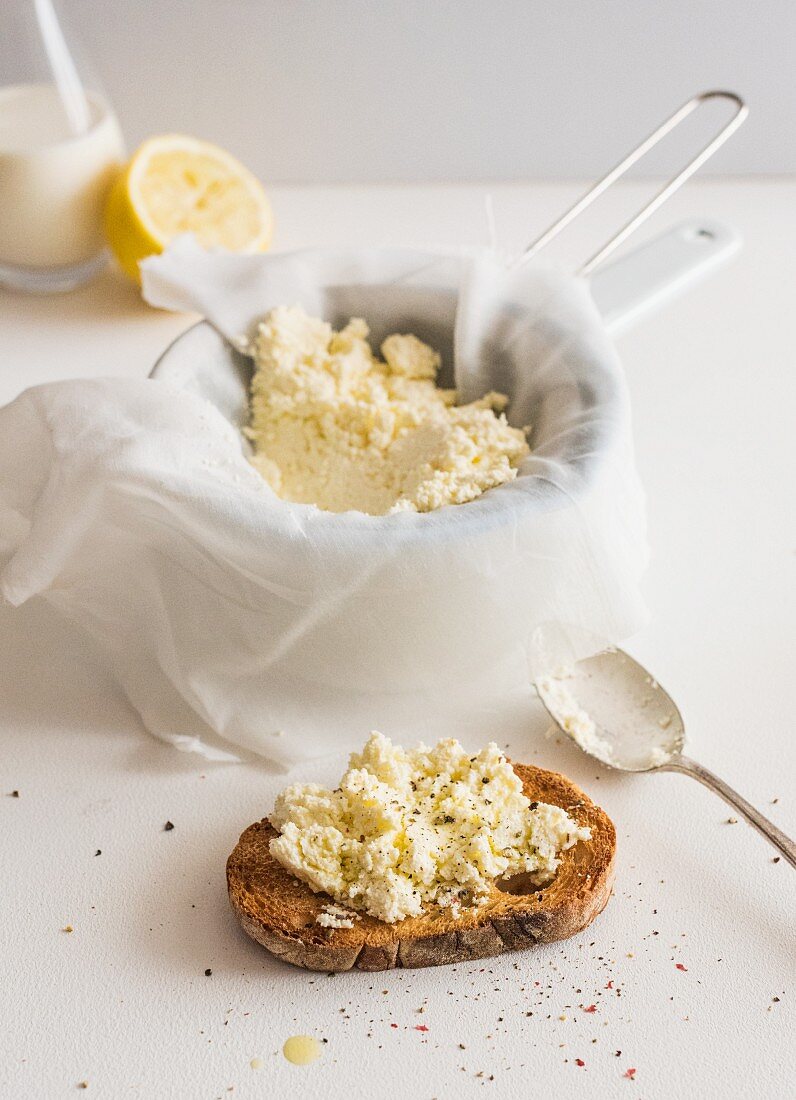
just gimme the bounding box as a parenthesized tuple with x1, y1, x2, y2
(226, 763, 615, 971)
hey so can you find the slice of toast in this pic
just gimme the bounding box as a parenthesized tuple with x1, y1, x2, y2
(226, 763, 615, 972)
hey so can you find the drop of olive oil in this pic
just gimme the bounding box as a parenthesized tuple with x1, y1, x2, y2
(282, 1035, 322, 1065)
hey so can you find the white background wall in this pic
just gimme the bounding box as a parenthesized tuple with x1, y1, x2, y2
(57, 1, 796, 180)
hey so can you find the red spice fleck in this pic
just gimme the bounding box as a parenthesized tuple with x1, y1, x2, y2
(624, 1068, 637, 1080)
(390, 1023, 398, 1029)
(605, 981, 614, 989)
(676, 963, 688, 972)
(583, 1004, 597, 1013)
(414, 1025, 429, 1033)
(575, 1059, 585, 1067)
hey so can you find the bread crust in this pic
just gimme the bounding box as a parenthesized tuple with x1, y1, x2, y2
(226, 763, 615, 971)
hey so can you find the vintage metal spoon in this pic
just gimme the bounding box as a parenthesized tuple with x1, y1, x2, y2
(536, 648, 795, 868)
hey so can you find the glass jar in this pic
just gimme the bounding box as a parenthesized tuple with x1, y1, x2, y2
(0, 0, 125, 292)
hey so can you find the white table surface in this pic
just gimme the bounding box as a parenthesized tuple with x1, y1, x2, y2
(1, 180, 794, 1099)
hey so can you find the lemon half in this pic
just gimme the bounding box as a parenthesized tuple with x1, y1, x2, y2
(105, 134, 273, 281)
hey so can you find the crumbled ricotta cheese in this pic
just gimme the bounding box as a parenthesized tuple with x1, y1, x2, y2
(269, 732, 590, 924)
(646, 745, 671, 768)
(245, 305, 529, 515)
(315, 903, 358, 929)
(536, 674, 615, 763)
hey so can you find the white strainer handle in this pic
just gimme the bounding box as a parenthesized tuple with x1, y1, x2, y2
(517, 90, 748, 276)
(589, 218, 741, 335)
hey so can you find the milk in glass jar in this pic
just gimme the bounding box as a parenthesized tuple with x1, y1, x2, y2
(0, 0, 125, 291)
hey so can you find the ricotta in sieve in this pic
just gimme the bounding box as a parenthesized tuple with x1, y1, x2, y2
(245, 305, 529, 514)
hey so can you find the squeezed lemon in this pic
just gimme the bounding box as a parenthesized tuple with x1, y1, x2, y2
(104, 134, 272, 281)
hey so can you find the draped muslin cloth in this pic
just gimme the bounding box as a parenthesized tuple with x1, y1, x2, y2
(0, 241, 647, 765)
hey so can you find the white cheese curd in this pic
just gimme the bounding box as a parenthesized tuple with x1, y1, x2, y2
(315, 903, 358, 929)
(245, 305, 529, 515)
(535, 674, 614, 761)
(269, 732, 590, 924)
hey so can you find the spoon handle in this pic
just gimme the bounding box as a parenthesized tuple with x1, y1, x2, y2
(663, 754, 796, 868)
